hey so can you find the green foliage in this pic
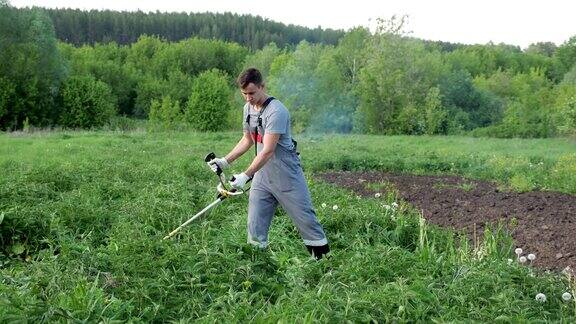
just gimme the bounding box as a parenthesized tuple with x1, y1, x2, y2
(525, 42, 557, 57)
(1, 8, 573, 136)
(473, 69, 556, 137)
(58, 76, 116, 128)
(185, 69, 232, 131)
(552, 84, 576, 136)
(439, 69, 503, 130)
(60, 42, 138, 116)
(554, 36, 576, 78)
(40, 7, 344, 49)
(148, 96, 184, 131)
(424, 87, 448, 135)
(268, 41, 324, 113)
(0, 6, 66, 130)
(134, 74, 166, 118)
(562, 63, 576, 85)
(124, 36, 246, 119)
(356, 17, 447, 134)
(242, 43, 282, 80)
(0, 77, 15, 121)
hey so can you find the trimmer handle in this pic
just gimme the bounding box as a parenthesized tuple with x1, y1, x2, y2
(205, 152, 222, 175)
(229, 175, 253, 183)
(228, 175, 252, 193)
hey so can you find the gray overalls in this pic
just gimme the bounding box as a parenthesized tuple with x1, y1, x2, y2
(244, 99, 328, 254)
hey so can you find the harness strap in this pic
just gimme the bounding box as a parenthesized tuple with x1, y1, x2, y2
(245, 97, 274, 156)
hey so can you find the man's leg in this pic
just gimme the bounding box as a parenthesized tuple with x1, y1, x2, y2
(275, 182, 330, 259)
(247, 186, 278, 248)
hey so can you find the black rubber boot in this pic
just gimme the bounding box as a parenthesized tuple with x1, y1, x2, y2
(306, 244, 330, 260)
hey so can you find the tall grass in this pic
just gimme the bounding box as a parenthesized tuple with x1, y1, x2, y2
(304, 134, 576, 194)
(1, 131, 574, 322)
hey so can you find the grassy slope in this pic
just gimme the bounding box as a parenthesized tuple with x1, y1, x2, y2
(1, 131, 574, 322)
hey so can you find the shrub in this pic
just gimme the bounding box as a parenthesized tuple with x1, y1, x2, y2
(185, 69, 232, 131)
(148, 95, 184, 131)
(58, 75, 116, 128)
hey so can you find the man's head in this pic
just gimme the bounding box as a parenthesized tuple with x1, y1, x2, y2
(237, 68, 267, 106)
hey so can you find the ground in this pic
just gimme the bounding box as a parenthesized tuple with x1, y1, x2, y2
(317, 171, 576, 271)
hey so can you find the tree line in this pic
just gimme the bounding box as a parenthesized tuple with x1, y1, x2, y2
(1, 4, 575, 137)
(30, 7, 344, 50)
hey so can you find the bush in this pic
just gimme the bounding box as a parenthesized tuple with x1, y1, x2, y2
(148, 95, 184, 131)
(552, 84, 576, 136)
(185, 69, 232, 131)
(58, 75, 116, 128)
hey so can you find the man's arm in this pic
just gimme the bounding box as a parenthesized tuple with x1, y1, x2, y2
(225, 131, 254, 164)
(244, 133, 280, 177)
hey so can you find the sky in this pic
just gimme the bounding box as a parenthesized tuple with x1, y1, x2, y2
(10, 0, 576, 49)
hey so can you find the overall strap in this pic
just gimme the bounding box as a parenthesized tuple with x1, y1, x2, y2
(252, 97, 275, 156)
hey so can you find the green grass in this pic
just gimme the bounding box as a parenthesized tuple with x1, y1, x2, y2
(1, 130, 575, 322)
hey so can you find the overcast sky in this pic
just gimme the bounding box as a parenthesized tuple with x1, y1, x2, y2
(10, 0, 576, 49)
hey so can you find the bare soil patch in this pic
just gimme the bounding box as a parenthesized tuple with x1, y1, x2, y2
(317, 171, 576, 271)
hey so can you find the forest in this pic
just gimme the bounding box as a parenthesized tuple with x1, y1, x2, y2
(1, 3, 575, 137)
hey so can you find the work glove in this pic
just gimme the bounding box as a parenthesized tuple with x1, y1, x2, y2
(230, 172, 251, 190)
(208, 157, 229, 173)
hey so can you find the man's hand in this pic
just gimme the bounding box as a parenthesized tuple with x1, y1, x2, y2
(230, 172, 251, 190)
(208, 157, 229, 173)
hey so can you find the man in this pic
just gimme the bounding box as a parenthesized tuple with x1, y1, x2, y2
(209, 68, 330, 259)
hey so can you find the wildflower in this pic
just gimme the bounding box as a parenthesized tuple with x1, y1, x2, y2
(332, 205, 338, 211)
(527, 253, 536, 261)
(535, 293, 546, 302)
(321, 203, 327, 208)
(562, 292, 572, 301)
(515, 248, 523, 256)
(519, 256, 527, 263)
(374, 193, 381, 198)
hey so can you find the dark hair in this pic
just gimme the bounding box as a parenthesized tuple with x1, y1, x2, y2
(237, 68, 262, 88)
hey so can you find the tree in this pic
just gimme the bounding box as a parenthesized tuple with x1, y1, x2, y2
(242, 42, 282, 80)
(148, 95, 183, 130)
(356, 16, 447, 134)
(552, 84, 576, 136)
(267, 41, 325, 132)
(58, 75, 116, 128)
(555, 36, 576, 78)
(0, 6, 66, 129)
(562, 63, 576, 85)
(525, 42, 557, 57)
(424, 87, 448, 135)
(185, 69, 232, 131)
(439, 69, 503, 129)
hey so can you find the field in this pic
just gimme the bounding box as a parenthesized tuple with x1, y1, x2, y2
(1, 130, 575, 322)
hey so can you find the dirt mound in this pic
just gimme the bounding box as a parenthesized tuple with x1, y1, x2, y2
(317, 171, 576, 271)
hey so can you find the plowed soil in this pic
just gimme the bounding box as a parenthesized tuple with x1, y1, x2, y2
(317, 171, 576, 271)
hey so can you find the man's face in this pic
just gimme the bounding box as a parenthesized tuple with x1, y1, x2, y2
(240, 83, 265, 106)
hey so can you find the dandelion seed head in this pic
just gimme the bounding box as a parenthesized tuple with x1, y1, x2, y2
(527, 253, 536, 261)
(321, 203, 327, 208)
(374, 193, 381, 198)
(519, 256, 527, 263)
(535, 293, 547, 302)
(562, 292, 572, 301)
(515, 248, 523, 255)
(332, 205, 338, 211)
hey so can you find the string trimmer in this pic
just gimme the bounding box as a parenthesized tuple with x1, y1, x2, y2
(162, 152, 249, 240)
